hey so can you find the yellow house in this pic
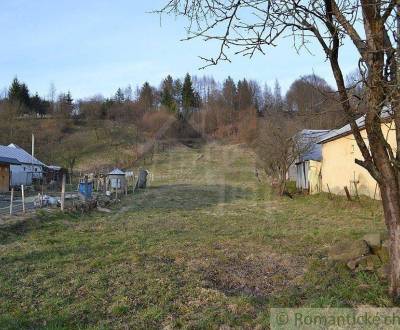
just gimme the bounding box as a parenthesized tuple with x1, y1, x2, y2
(319, 117, 396, 199)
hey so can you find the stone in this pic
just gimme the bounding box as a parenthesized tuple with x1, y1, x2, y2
(376, 240, 390, 264)
(347, 256, 367, 271)
(377, 264, 390, 280)
(356, 255, 382, 272)
(328, 240, 370, 262)
(363, 233, 382, 253)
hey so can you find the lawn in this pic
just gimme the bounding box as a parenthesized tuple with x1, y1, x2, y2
(0, 143, 391, 329)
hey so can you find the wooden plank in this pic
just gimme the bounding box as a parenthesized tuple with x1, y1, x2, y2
(21, 185, 25, 213)
(9, 187, 14, 215)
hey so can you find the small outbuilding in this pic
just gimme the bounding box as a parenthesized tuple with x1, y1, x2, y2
(291, 130, 330, 194)
(107, 169, 127, 192)
(44, 165, 69, 186)
(0, 144, 45, 186)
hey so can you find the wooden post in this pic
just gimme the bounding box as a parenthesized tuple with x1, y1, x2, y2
(326, 184, 333, 200)
(61, 174, 66, 211)
(21, 185, 25, 213)
(344, 186, 352, 201)
(40, 183, 44, 207)
(9, 187, 14, 216)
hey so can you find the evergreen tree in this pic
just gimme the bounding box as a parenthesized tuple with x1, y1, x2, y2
(222, 76, 237, 110)
(8, 78, 31, 113)
(114, 88, 125, 103)
(237, 79, 253, 111)
(30, 93, 49, 117)
(58, 91, 74, 118)
(160, 75, 176, 112)
(173, 79, 183, 107)
(182, 73, 196, 113)
(139, 82, 155, 111)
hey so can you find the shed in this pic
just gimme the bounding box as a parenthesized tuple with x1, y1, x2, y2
(0, 144, 45, 186)
(44, 165, 69, 185)
(107, 169, 127, 192)
(293, 130, 330, 193)
(0, 157, 21, 193)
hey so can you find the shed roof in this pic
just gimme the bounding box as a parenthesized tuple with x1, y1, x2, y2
(46, 165, 62, 171)
(0, 156, 21, 165)
(108, 168, 125, 175)
(0, 144, 45, 166)
(296, 130, 330, 162)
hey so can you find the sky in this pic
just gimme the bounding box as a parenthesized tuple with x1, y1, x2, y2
(0, 0, 359, 100)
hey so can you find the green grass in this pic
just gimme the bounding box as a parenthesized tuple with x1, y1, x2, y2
(0, 143, 390, 329)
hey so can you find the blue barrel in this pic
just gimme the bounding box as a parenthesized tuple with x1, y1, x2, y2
(79, 182, 93, 199)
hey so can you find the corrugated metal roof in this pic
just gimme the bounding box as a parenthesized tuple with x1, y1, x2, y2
(108, 168, 125, 175)
(318, 117, 365, 144)
(0, 144, 45, 166)
(297, 130, 330, 162)
(319, 110, 392, 144)
(46, 165, 62, 171)
(0, 156, 21, 165)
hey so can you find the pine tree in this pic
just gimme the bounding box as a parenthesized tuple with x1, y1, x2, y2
(58, 91, 74, 118)
(114, 88, 125, 103)
(8, 78, 31, 113)
(139, 82, 155, 111)
(173, 79, 183, 107)
(182, 73, 196, 113)
(160, 75, 176, 112)
(31, 93, 49, 117)
(237, 79, 253, 111)
(222, 76, 237, 110)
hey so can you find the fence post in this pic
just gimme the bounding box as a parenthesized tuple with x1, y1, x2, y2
(40, 183, 44, 207)
(61, 174, 66, 211)
(21, 185, 25, 213)
(9, 187, 14, 216)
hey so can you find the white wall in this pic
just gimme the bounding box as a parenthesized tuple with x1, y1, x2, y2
(10, 164, 43, 186)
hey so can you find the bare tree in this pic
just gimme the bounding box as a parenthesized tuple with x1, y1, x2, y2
(254, 113, 313, 195)
(159, 0, 400, 299)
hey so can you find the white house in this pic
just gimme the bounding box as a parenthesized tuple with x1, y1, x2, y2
(0, 144, 45, 186)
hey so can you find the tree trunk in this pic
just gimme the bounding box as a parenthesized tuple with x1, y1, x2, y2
(381, 183, 400, 300)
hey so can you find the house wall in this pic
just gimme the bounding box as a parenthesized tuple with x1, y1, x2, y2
(321, 122, 396, 199)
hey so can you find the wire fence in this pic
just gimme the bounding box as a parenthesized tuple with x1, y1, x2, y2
(0, 170, 150, 218)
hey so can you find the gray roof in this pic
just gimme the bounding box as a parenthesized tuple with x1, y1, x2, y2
(108, 168, 125, 175)
(46, 165, 62, 171)
(0, 156, 21, 165)
(296, 130, 330, 162)
(319, 110, 392, 144)
(0, 144, 45, 166)
(318, 117, 365, 144)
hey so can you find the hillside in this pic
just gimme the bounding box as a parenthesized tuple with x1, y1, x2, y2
(0, 143, 389, 329)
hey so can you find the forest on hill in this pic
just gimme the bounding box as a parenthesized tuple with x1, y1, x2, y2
(0, 72, 363, 173)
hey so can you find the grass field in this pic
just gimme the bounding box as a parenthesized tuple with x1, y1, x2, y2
(0, 143, 391, 329)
